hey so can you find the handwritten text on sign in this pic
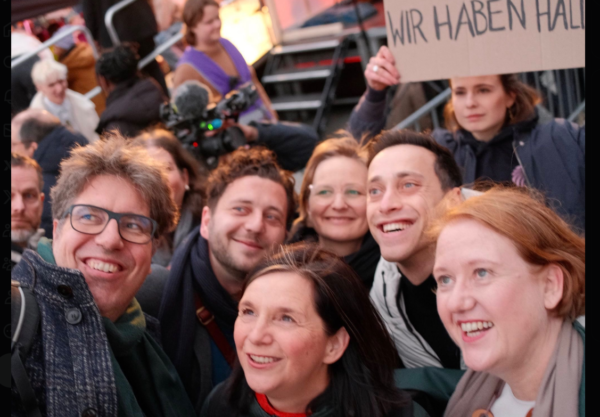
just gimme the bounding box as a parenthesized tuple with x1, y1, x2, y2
(383, 0, 585, 82)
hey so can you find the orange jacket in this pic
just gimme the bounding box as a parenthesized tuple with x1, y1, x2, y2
(60, 44, 106, 116)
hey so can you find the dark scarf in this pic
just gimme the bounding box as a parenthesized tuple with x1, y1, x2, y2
(38, 238, 195, 416)
(344, 231, 380, 290)
(287, 224, 380, 290)
(103, 301, 196, 416)
(456, 112, 539, 184)
(158, 227, 238, 397)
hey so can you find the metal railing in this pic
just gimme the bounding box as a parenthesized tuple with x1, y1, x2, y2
(138, 32, 183, 69)
(395, 88, 450, 131)
(520, 68, 585, 120)
(568, 100, 585, 123)
(11, 25, 98, 69)
(104, 0, 137, 46)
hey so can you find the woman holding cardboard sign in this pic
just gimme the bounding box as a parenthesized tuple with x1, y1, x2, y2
(348, 45, 585, 233)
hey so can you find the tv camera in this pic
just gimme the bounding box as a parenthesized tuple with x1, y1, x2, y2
(159, 81, 259, 169)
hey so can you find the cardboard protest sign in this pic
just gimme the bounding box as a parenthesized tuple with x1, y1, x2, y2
(383, 0, 585, 82)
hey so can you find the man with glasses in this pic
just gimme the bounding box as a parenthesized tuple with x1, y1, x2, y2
(11, 135, 196, 416)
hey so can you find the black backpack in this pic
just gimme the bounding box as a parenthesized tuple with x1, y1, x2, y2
(11, 280, 42, 417)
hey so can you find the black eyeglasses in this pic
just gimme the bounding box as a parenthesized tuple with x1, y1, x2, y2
(63, 204, 158, 244)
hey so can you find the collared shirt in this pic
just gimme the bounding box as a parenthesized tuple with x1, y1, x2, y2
(43, 95, 72, 126)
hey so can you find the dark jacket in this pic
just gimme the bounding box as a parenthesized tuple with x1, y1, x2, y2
(82, 0, 158, 48)
(348, 88, 585, 232)
(11, 249, 163, 416)
(33, 126, 88, 238)
(152, 206, 201, 267)
(201, 381, 423, 417)
(287, 224, 380, 290)
(11, 54, 40, 115)
(433, 116, 585, 232)
(252, 121, 319, 172)
(96, 77, 166, 137)
(348, 86, 394, 143)
(137, 229, 237, 413)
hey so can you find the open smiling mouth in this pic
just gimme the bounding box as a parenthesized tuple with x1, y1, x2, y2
(381, 222, 413, 233)
(248, 354, 282, 365)
(86, 259, 122, 273)
(461, 321, 494, 338)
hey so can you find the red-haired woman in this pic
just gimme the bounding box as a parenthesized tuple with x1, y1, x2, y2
(430, 186, 585, 417)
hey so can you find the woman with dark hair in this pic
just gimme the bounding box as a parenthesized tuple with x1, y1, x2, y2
(430, 186, 585, 416)
(287, 133, 380, 290)
(201, 243, 424, 417)
(95, 44, 167, 137)
(133, 128, 207, 266)
(349, 46, 585, 232)
(173, 0, 277, 124)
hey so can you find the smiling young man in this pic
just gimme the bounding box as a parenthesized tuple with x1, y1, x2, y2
(365, 129, 471, 371)
(153, 147, 296, 412)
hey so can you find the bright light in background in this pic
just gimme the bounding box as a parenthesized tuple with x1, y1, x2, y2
(219, 0, 274, 65)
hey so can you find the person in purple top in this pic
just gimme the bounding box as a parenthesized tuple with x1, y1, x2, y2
(174, 0, 277, 125)
(169, 0, 319, 174)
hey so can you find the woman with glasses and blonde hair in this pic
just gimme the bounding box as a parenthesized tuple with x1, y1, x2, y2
(287, 133, 380, 289)
(429, 186, 584, 417)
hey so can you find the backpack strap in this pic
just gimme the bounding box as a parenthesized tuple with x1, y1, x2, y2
(11, 280, 42, 417)
(193, 292, 236, 367)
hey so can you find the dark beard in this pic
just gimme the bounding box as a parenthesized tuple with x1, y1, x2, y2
(209, 239, 250, 281)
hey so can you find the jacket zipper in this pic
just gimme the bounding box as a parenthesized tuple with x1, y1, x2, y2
(512, 131, 533, 189)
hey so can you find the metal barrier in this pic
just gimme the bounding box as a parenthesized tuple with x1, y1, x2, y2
(138, 32, 183, 69)
(104, 0, 137, 46)
(395, 88, 450, 131)
(568, 100, 585, 123)
(520, 68, 585, 120)
(11, 25, 98, 69)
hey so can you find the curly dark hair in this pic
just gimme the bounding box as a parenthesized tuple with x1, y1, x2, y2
(95, 44, 140, 84)
(206, 147, 297, 229)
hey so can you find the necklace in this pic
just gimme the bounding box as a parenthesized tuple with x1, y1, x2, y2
(472, 381, 534, 417)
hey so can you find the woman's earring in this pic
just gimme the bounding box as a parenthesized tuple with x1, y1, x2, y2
(508, 106, 515, 123)
(185, 184, 190, 191)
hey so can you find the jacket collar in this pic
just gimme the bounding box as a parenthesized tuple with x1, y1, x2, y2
(17, 249, 96, 307)
(456, 110, 539, 149)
